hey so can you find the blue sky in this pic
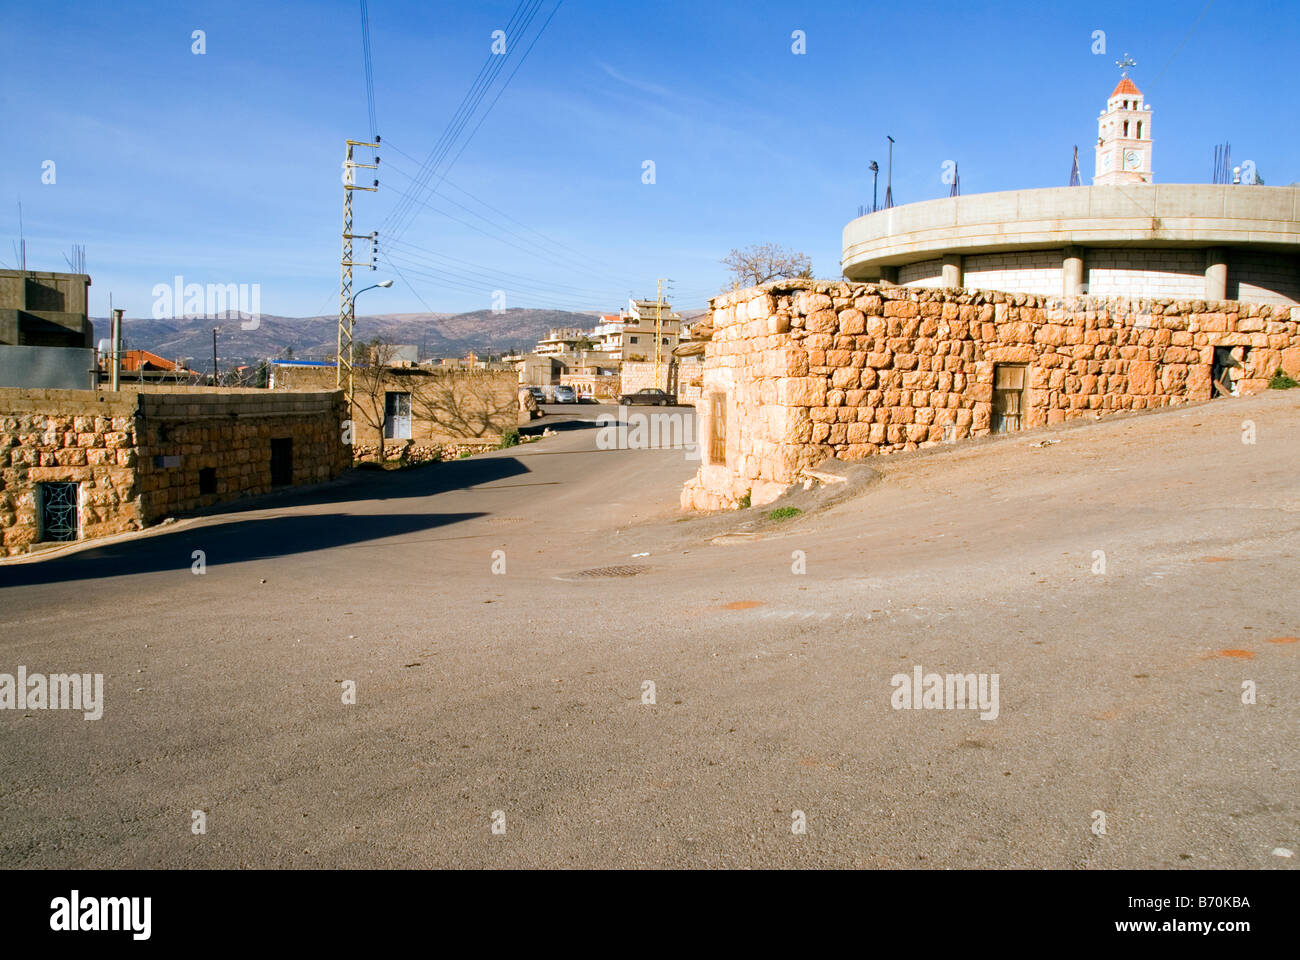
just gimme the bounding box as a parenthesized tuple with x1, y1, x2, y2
(1, 0, 1295, 319)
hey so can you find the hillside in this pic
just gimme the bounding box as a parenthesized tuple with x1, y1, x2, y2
(91, 308, 601, 370)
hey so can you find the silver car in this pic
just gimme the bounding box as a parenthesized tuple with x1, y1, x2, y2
(553, 385, 576, 403)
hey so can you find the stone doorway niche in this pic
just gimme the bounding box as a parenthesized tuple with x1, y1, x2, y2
(1212, 346, 1248, 397)
(991, 363, 1029, 433)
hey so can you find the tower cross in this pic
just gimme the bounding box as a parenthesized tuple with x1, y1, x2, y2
(1115, 53, 1137, 75)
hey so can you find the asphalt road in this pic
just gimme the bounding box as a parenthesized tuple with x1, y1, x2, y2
(1, 397, 1297, 868)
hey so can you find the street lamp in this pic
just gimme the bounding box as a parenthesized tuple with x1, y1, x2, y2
(885, 136, 895, 209)
(353, 279, 394, 305)
(869, 161, 879, 212)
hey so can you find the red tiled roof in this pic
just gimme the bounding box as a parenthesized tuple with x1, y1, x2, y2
(1111, 76, 1141, 98)
(118, 349, 192, 372)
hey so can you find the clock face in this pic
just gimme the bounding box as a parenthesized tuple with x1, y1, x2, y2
(1126, 150, 1141, 170)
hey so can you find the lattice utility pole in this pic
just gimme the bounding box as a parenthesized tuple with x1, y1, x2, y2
(652, 277, 667, 390)
(338, 138, 380, 411)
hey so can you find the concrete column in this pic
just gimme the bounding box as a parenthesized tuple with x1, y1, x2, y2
(1062, 246, 1085, 296)
(941, 253, 963, 288)
(1204, 247, 1228, 300)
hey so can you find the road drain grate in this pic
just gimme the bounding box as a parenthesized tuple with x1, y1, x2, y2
(567, 564, 650, 579)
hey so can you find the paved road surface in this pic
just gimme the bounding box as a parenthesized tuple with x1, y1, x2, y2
(1, 398, 1297, 868)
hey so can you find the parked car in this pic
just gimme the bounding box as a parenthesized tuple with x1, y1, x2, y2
(526, 386, 546, 403)
(619, 387, 677, 406)
(553, 385, 577, 403)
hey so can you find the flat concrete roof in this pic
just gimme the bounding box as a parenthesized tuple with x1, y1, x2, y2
(842, 184, 1300, 278)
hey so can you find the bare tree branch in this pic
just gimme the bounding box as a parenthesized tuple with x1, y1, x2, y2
(721, 243, 813, 290)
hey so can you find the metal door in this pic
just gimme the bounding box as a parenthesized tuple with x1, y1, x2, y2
(384, 391, 412, 439)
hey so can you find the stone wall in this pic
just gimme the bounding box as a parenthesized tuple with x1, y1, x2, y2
(619, 361, 663, 395)
(133, 389, 349, 520)
(1086, 248, 1206, 300)
(681, 279, 1300, 511)
(677, 358, 704, 406)
(0, 386, 348, 555)
(0, 390, 141, 554)
(1230, 251, 1300, 306)
(272, 364, 516, 446)
(898, 259, 943, 287)
(964, 250, 1065, 296)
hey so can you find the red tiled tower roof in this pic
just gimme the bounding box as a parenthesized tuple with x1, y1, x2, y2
(1111, 76, 1141, 98)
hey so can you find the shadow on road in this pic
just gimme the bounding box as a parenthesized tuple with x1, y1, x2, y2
(178, 454, 536, 519)
(521, 417, 601, 437)
(0, 511, 486, 589)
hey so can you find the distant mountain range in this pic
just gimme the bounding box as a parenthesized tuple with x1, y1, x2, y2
(90, 308, 602, 372)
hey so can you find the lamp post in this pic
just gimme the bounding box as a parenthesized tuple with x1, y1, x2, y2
(869, 161, 879, 213)
(885, 136, 895, 209)
(341, 278, 393, 411)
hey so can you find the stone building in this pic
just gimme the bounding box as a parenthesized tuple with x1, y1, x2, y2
(269, 361, 517, 451)
(842, 77, 1299, 305)
(0, 386, 349, 555)
(680, 280, 1300, 511)
(0, 270, 92, 348)
(0, 269, 97, 390)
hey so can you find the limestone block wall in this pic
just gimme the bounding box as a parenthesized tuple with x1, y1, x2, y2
(899, 259, 943, 287)
(273, 365, 516, 445)
(677, 358, 704, 406)
(0, 390, 142, 554)
(1230, 251, 1300, 307)
(681, 279, 1300, 511)
(963, 250, 1064, 295)
(1086, 249, 1205, 299)
(133, 389, 349, 520)
(0, 387, 349, 556)
(619, 361, 661, 395)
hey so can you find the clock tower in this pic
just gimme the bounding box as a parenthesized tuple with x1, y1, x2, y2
(1094, 57, 1153, 185)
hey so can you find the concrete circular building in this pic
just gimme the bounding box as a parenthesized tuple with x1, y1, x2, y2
(842, 77, 1300, 306)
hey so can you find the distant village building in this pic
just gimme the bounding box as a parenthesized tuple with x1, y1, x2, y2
(619, 298, 681, 362)
(593, 313, 625, 358)
(507, 300, 690, 401)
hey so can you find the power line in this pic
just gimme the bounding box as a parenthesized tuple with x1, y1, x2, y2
(380, 156, 616, 278)
(383, 138, 621, 275)
(359, 0, 378, 140)
(382, 251, 615, 313)
(380, 158, 619, 280)
(382, 0, 542, 239)
(414, 0, 564, 230)
(384, 237, 634, 300)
